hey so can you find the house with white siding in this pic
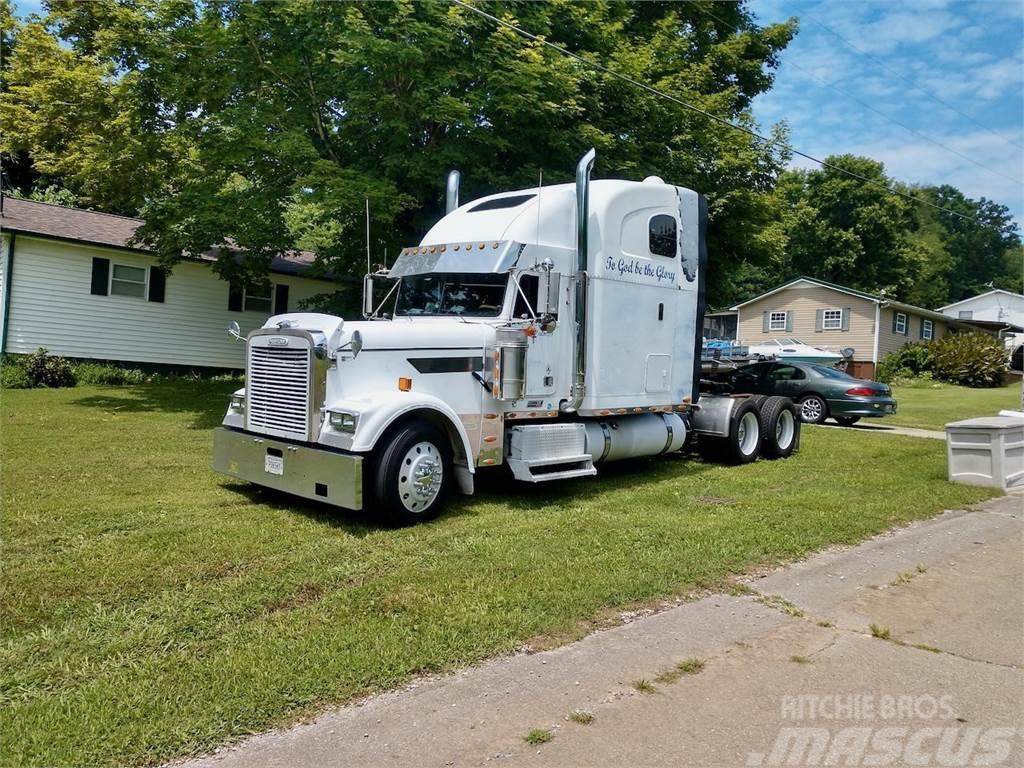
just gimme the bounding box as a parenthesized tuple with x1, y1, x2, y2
(730, 277, 978, 379)
(938, 289, 1024, 332)
(0, 198, 337, 369)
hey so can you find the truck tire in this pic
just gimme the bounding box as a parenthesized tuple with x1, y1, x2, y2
(371, 421, 452, 526)
(700, 399, 762, 465)
(760, 396, 799, 459)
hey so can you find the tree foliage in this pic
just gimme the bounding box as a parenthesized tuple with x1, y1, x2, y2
(1, 0, 796, 298)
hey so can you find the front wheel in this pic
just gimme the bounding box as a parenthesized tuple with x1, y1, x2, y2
(371, 421, 452, 526)
(835, 416, 861, 427)
(799, 394, 828, 424)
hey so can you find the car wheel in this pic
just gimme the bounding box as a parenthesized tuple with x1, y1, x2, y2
(799, 394, 828, 424)
(835, 416, 861, 427)
(371, 421, 452, 526)
(760, 396, 800, 459)
(700, 399, 762, 465)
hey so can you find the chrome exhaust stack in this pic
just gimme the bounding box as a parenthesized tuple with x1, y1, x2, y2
(564, 147, 596, 413)
(445, 170, 461, 214)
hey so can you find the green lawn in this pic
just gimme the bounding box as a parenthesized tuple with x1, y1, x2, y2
(887, 380, 1021, 431)
(1, 383, 999, 767)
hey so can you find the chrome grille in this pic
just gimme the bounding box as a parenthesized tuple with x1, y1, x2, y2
(246, 343, 312, 440)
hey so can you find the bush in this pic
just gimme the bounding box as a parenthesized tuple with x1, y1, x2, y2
(73, 362, 149, 386)
(22, 348, 77, 388)
(876, 342, 933, 383)
(0, 358, 31, 389)
(927, 332, 1007, 388)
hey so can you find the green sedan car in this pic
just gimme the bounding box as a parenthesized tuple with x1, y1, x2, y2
(727, 361, 897, 425)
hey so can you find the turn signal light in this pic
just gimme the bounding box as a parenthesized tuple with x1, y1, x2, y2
(398, 377, 412, 391)
(845, 386, 876, 396)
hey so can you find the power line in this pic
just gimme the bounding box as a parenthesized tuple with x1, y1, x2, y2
(785, 58, 1021, 186)
(794, 10, 1024, 152)
(449, 0, 984, 225)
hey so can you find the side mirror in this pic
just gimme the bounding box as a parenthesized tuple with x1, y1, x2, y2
(350, 330, 363, 359)
(227, 321, 243, 341)
(536, 263, 561, 316)
(362, 274, 374, 318)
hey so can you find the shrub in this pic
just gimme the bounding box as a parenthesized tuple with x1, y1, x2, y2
(876, 342, 933, 383)
(0, 357, 31, 389)
(927, 332, 1006, 388)
(73, 362, 149, 386)
(22, 348, 77, 388)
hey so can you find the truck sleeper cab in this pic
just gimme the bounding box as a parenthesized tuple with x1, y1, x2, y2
(212, 150, 800, 525)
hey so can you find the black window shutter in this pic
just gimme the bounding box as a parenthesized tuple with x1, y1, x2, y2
(274, 283, 289, 315)
(148, 267, 166, 303)
(891, 312, 898, 333)
(90, 258, 110, 296)
(228, 282, 243, 312)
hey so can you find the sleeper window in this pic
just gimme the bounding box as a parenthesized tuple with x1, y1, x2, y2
(649, 214, 677, 258)
(110, 264, 147, 298)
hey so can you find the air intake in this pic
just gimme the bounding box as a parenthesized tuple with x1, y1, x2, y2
(245, 336, 313, 441)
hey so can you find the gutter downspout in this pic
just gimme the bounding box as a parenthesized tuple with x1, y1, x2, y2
(564, 147, 596, 413)
(1, 233, 14, 356)
(445, 171, 461, 214)
(872, 300, 882, 373)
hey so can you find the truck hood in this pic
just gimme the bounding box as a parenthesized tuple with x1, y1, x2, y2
(343, 318, 495, 352)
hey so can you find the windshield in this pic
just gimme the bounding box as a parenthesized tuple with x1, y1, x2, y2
(394, 273, 508, 317)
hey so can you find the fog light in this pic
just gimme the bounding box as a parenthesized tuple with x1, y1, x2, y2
(229, 394, 245, 414)
(328, 410, 358, 433)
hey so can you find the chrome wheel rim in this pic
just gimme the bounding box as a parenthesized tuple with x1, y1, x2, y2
(801, 398, 823, 422)
(776, 409, 796, 448)
(737, 411, 760, 456)
(398, 441, 443, 512)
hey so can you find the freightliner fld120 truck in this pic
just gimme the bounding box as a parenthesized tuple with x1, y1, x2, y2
(213, 150, 800, 524)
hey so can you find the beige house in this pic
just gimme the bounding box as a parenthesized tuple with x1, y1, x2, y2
(730, 277, 975, 378)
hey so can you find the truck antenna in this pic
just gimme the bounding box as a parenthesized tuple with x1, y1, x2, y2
(365, 198, 371, 275)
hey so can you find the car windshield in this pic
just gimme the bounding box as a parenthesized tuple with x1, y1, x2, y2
(811, 364, 853, 379)
(395, 273, 508, 317)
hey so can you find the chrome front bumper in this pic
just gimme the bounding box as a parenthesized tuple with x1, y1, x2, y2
(212, 427, 363, 510)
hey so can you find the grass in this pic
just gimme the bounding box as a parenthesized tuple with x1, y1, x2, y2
(654, 658, 706, 684)
(567, 710, 594, 725)
(632, 679, 657, 694)
(524, 728, 553, 745)
(789, 655, 812, 664)
(886, 381, 1020, 431)
(869, 624, 892, 640)
(758, 594, 804, 617)
(0, 383, 999, 767)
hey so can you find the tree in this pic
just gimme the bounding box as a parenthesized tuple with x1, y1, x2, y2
(1, 0, 797, 296)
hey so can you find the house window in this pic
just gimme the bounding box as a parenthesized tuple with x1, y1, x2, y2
(244, 284, 273, 313)
(110, 264, 147, 298)
(922, 319, 934, 340)
(649, 214, 677, 258)
(894, 312, 908, 335)
(769, 311, 788, 331)
(822, 309, 843, 330)
(958, 310, 973, 320)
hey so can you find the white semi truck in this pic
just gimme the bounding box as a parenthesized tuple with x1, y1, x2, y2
(213, 150, 800, 524)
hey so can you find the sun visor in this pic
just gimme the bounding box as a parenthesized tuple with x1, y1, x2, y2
(389, 240, 524, 278)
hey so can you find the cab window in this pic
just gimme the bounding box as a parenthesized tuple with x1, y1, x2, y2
(649, 214, 677, 258)
(512, 274, 539, 319)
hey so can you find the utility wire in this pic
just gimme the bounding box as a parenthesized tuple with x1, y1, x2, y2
(449, 0, 983, 225)
(794, 10, 1024, 151)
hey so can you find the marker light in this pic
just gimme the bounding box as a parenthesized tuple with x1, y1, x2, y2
(398, 377, 412, 391)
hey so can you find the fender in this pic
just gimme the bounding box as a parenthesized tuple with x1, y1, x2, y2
(347, 391, 476, 473)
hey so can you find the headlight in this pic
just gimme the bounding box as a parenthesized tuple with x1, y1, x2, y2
(328, 410, 358, 433)
(229, 394, 245, 414)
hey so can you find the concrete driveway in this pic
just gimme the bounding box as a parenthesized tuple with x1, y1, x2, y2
(182, 493, 1023, 768)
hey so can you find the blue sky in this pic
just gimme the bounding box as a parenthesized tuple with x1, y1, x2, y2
(12, 0, 1024, 220)
(751, 0, 1024, 221)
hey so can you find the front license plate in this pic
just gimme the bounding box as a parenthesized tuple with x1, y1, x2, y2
(265, 455, 284, 475)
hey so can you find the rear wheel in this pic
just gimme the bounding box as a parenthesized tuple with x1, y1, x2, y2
(799, 394, 828, 424)
(701, 399, 762, 465)
(371, 421, 452, 526)
(760, 396, 800, 459)
(835, 416, 861, 427)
